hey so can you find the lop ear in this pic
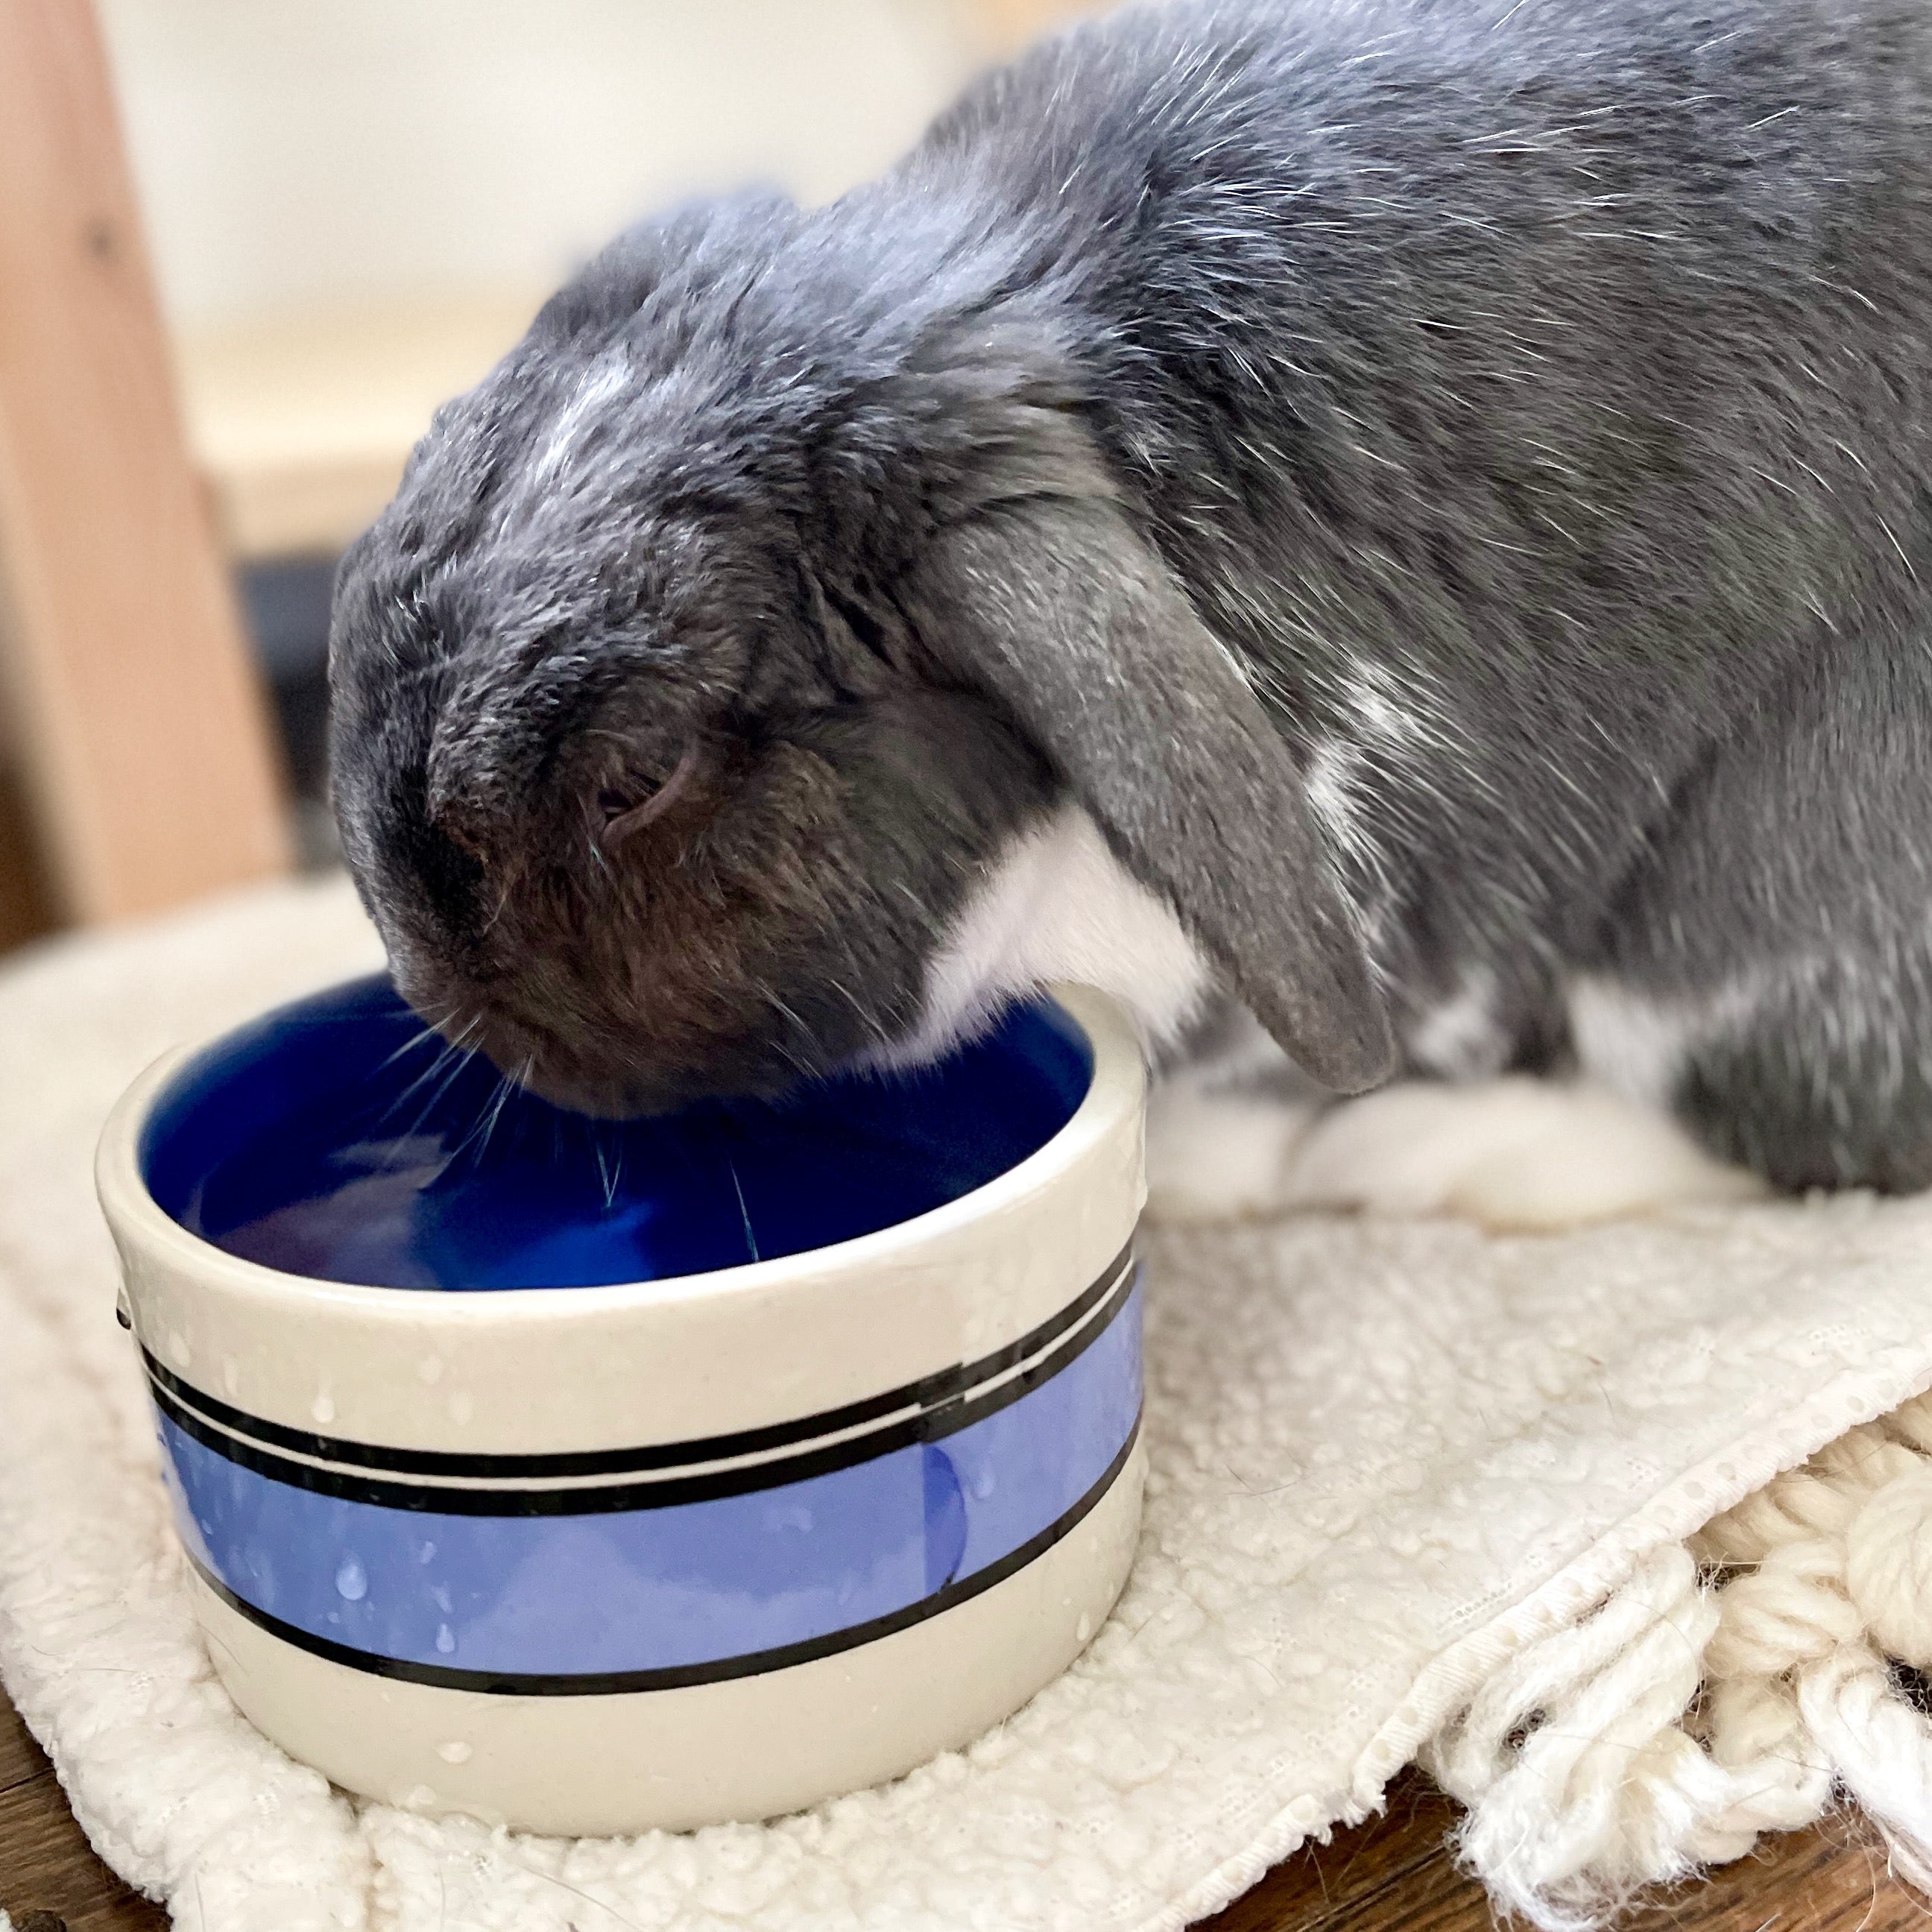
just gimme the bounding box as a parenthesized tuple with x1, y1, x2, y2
(919, 496, 1395, 1093)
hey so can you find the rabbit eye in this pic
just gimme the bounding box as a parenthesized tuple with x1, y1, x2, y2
(596, 743, 703, 851)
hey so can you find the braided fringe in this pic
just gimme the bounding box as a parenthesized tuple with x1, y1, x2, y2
(1418, 1390, 1932, 1928)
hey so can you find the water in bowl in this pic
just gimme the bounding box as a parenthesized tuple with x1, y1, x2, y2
(140, 977, 1094, 1290)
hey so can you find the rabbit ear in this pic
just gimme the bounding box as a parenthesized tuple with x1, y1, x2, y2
(921, 496, 1395, 1093)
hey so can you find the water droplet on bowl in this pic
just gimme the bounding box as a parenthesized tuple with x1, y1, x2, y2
(417, 1541, 437, 1565)
(221, 1358, 240, 1395)
(1076, 1612, 1094, 1643)
(334, 1557, 367, 1602)
(437, 1740, 473, 1764)
(446, 1390, 474, 1424)
(312, 1392, 336, 1425)
(417, 1355, 444, 1386)
(435, 1623, 456, 1654)
(168, 1330, 192, 1366)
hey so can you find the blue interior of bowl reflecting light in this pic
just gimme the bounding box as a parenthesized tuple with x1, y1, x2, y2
(139, 976, 1094, 1292)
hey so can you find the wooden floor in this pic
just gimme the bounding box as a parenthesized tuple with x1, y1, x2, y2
(1, 1685, 1923, 1931)
(2, 1690, 163, 1931)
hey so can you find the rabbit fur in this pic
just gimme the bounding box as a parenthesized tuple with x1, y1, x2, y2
(329, 0, 1932, 1210)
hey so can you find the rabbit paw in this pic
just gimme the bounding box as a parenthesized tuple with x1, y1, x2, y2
(1281, 1076, 1764, 1233)
(1143, 1079, 1317, 1223)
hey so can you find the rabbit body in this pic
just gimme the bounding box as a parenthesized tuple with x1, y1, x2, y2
(331, 0, 1932, 1193)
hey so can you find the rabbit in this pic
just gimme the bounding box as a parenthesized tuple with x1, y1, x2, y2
(329, 0, 1932, 1217)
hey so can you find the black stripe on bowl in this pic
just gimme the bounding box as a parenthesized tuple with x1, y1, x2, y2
(180, 1415, 1143, 1695)
(142, 1240, 1134, 1480)
(145, 1260, 1141, 1517)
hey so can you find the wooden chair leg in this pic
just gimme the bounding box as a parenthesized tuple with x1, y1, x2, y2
(0, 0, 291, 927)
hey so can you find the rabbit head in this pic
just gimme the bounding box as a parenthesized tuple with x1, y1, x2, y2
(329, 195, 1392, 1114)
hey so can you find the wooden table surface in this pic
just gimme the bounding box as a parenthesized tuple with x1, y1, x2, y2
(1, 1684, 1922, 1931)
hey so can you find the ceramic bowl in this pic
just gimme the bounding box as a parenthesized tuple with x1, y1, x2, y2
(96, 976, 1147, 1835)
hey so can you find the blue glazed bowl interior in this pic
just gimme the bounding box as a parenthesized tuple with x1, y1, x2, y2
(139, 977, 1095, 1292)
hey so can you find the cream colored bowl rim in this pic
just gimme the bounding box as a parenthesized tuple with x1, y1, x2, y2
(96, 982, 1145, 1330)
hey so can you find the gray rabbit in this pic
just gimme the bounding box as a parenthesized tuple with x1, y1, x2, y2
(329, 0, 1932, 1202)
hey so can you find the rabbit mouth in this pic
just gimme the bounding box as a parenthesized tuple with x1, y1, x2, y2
(496, 1049, 659, 1120)
(379, 968, 649, 1119)
(450, 1011, 695, 1120)
(411, 988, 828, 1122)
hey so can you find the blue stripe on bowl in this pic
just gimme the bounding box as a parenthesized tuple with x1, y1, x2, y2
(154, 1281, 1142, 1694)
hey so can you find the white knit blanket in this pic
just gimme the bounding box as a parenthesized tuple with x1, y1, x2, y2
(7, 877, 1932, 1932)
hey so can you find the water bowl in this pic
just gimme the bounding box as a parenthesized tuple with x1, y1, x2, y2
(95, 975, 1147, 1834)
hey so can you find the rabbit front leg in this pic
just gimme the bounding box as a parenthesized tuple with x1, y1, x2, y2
(1146, 1023, 1754, 1234)
(1147, 985, 1758, 1234)
(1144, 1000, 1328, 1222)
(1278, 1074, 1761, 1231)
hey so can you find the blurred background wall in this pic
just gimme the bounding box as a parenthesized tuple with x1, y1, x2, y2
(0, 0, 1095, 953)
(98, 0, 974, 332)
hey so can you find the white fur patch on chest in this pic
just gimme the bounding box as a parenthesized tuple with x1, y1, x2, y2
(884, 803, 1210, 1065)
